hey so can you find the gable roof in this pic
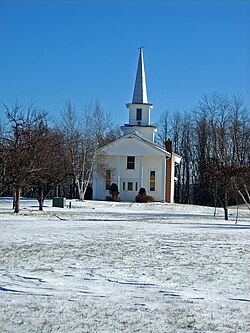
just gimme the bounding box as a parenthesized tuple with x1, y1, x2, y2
(102, 131, 172, 158)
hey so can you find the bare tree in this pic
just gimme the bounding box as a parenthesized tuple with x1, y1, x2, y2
(195, 93, 250, 220)
(28, 128, 72, 211)
(155, 93, 249, 216)
(78, 101, 119, 200)
(61, 101, 82, 198)
(0, 102, 73, 213)
(156, 110, 171, 144)
(0, 103, 51, 212)
(156, 110, 196, 203)
(61, 100, 120, 201)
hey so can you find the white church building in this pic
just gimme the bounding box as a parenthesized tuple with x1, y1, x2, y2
(92, 48, 181, 202)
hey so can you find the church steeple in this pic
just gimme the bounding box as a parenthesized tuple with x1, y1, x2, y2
(132, 47, 148, 104)
(121, 48, 157, 142)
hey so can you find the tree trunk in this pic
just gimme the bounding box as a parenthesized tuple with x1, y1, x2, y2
(14, 187, 21, 214)
(213, 205, 217, 218)
(77, 179, 84, 201)
(235, 199, 239, 224)
(223, 206, 229, 221)
(79, 189, 84, 201)
(36, 187, 45, 211)
(38, 198, 44, 211)
(223, 192, 229, 221)
(69, 181, 76, 199)
(13, 191, 16, 210)
(213, 193, 217, 217)
(238, 190, 250, 210)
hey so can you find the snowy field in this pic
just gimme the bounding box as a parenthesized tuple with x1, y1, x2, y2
(0, 198, 249, 333)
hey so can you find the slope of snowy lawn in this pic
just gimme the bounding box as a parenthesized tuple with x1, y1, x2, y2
(0, 198, 249, 332)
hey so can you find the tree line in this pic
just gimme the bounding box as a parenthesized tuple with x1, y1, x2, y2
(156, 93, 250, 220)
(0, 93, 249, 218)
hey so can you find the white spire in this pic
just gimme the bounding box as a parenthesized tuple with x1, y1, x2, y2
(123, 48, 156, 141)
(132, 47, 148, 104)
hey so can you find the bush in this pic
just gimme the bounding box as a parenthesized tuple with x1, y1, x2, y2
(108, 183, 119, 201)
(138, 187, 146, 196)
(135, 188, 154, 203)
(135, 195, 154, 203)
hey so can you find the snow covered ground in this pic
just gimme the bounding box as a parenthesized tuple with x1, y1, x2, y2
(0, 198, 249, 332)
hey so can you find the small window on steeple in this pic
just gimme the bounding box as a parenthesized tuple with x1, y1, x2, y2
(136, 108, 142, 121)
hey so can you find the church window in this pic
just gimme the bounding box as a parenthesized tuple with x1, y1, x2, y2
(128, 182, 133, 191)
(150, 171, 155, 191)
(127, 156, 135, 169)
(105, 170, 111, 190)
(136, 108, 142, 121)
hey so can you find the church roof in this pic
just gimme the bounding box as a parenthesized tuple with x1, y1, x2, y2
(102, 131, 171, 158)
(130, 131, 170, 155)
(132, 48, 148, 104)
(131, 132, 181, 162)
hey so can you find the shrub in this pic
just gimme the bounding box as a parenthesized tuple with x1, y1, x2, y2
(135, 188, 154, 203)
(138, 187, 146, 196)
(135, 195, 154, 203)
(108, 183, 120, 201)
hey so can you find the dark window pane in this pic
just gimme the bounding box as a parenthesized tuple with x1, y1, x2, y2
(136, 108, 142, 121)
(127, 156, 135, 169)
(128, 182, 133, 191)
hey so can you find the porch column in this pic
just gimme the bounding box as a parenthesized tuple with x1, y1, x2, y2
(116, 155, 121, 191)
(139, 155, 143, 189)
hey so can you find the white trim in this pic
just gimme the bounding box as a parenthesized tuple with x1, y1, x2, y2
(139, 155, 143, 189)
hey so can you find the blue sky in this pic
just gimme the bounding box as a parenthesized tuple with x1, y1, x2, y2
(0, 0, 249, 125)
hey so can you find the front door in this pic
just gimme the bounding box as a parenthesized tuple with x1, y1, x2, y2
(120, 179, 138, 202)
